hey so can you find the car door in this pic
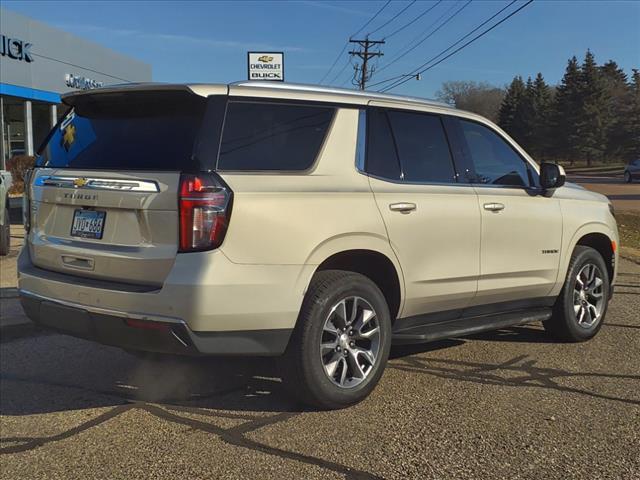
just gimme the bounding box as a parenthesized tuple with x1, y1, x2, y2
(447, 117, 563, 306)
(364, 104, 481, 319)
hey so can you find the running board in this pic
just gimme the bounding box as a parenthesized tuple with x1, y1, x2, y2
(392, 308, 552, 345)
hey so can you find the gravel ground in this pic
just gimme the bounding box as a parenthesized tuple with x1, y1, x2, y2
(1, 258, 638, 480)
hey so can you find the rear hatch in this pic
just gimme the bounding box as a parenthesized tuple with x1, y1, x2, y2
(28, 88, 211, 287)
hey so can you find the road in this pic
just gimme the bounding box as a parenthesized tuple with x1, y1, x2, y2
(567, 175, 640, 212)
(1, 257, 639, 479)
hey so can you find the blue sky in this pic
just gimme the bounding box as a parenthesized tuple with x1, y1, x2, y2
(4, 0, 639, 98)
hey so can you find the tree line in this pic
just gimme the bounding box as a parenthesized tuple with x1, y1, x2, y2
(436, 50, 640, 165)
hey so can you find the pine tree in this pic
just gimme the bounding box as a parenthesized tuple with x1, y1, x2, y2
(498, 76, 528, 146)
(576, 50, 610, 165)
(601, 61, 630, 159)
(553, 56, 582, 163)
(528, 73, 553, 159)
(622, 69, 640, 160)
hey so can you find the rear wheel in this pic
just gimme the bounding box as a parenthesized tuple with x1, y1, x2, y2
(282, 270, 392, 409)
(544, 246, 610, 342)
(0, 206, 10, 256)
(624, 171, 632, 183)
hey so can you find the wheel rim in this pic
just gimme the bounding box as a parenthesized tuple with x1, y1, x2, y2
(573, 263, 605, 328)
(320, 296, 381, 389)
(625, 172, 631, 182)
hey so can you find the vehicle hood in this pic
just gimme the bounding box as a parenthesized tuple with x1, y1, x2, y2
(558, 182, 610, 203)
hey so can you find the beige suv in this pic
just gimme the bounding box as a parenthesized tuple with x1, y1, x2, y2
(18, 82, 619, 409)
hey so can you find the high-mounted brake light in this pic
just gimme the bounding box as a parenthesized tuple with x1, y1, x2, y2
(178, 173, 232, 252)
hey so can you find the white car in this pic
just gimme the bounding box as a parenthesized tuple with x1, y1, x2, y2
(0, 170, 12, 255)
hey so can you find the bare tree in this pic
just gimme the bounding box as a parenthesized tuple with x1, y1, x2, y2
(436, 81, 505, 123)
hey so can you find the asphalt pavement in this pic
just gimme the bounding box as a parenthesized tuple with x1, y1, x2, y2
(1, 258, 639, 479)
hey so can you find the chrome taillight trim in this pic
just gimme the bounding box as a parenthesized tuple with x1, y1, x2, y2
(34, 175, 160, 192)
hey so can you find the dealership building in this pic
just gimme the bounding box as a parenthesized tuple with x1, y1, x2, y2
(0, 8, 152, 169)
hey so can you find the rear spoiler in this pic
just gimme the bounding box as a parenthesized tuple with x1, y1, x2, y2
(62, 83, 228, 107)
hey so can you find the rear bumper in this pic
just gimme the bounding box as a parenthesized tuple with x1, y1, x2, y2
(17, 246, 305, 356)
(20, 290, 292, 356)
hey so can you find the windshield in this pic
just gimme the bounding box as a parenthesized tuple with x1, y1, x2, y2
(38, 91, 207, 171)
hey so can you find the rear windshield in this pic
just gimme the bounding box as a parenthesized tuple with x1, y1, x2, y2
(37, 91, 207, 170)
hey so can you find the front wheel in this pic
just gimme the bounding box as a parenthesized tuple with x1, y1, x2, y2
(543, 246, 610, 342)
(624, 171, 632, 183)
(282, 270, 392, 409)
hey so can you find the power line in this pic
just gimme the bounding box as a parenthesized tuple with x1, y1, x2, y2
(319, 0, 391, 84)
(328, 58, 352, 85)
(368, 1, 416, 37)
(381, 0, 535, 92)
(384, 0, 443, 39)
(352, 0, 392, 38)
(374, 0, 472, 77)
(370, 0, 517, 89)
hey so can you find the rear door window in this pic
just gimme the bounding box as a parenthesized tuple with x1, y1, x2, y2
(387, 110, 456, 183)
(365, 108, 457, 183)
(217, 101, 335, 171)
(38, 91, 207, 171)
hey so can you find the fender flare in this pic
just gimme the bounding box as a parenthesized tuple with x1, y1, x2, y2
(294, 232, 406, 312)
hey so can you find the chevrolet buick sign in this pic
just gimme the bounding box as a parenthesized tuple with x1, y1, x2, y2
(248, 52, 284, 81)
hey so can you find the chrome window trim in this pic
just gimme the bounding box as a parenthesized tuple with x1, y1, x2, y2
(34, 175, 160, 192)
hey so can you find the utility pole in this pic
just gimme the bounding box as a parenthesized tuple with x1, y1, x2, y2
(348, 37, 384, 90)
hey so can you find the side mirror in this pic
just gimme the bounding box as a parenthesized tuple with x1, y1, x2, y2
(540, 162, 565, 190)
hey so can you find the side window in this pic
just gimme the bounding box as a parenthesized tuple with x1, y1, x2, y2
(387, 110, 456, 183)
(365, 108, 456, 183)
(217, 102, 334, 171)
(366, 108, 402, 180)
(458, 119, 532, 187)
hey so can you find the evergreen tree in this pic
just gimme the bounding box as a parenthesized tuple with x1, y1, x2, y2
(528, 73, 553, 159)
(552, 56, 582, 163)
(498, 76, 528, 146)
(600, 60, 628, 159)
(622, 69, 640, 160)
(576, 50, 610, 165)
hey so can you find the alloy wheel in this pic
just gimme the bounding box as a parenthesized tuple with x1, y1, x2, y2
(320, 296, 381, 388)
(573, 263, 605, 328)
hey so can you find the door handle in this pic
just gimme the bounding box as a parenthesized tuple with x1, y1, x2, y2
(389, 202, 417, 213)
(483, 202, 505, 212)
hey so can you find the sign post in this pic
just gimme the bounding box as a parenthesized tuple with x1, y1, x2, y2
(247, 52, 284, 81)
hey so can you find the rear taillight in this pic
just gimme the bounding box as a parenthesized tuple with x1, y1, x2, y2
(178, 173, 232, 252)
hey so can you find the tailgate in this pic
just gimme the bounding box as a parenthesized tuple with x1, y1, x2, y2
(26, 89, 211, 286)
(29, 169, 180, 286)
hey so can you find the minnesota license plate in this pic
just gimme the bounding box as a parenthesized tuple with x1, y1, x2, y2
(71, 209, 106, 239)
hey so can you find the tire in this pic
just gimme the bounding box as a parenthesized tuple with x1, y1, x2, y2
(0, 207, 10, 256)
(624, 171, 632, 183)
(281, 270, 392, 409)
(543, 246, 610, 342)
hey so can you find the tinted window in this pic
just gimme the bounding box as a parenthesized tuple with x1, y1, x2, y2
(387, 110, 456, 183)
(366, 108, 402, 180)
(38, 91, 207, 171)
(459, 120, 531, 187)
(217, 102, 334, 171)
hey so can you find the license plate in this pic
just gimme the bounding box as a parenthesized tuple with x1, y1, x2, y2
(71, 209, 106, 239)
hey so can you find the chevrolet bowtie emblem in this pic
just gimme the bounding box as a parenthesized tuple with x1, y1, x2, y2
(73, 178, 89, 188)
(258, 55, 274, 63)
(61, 124, 76, 152)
